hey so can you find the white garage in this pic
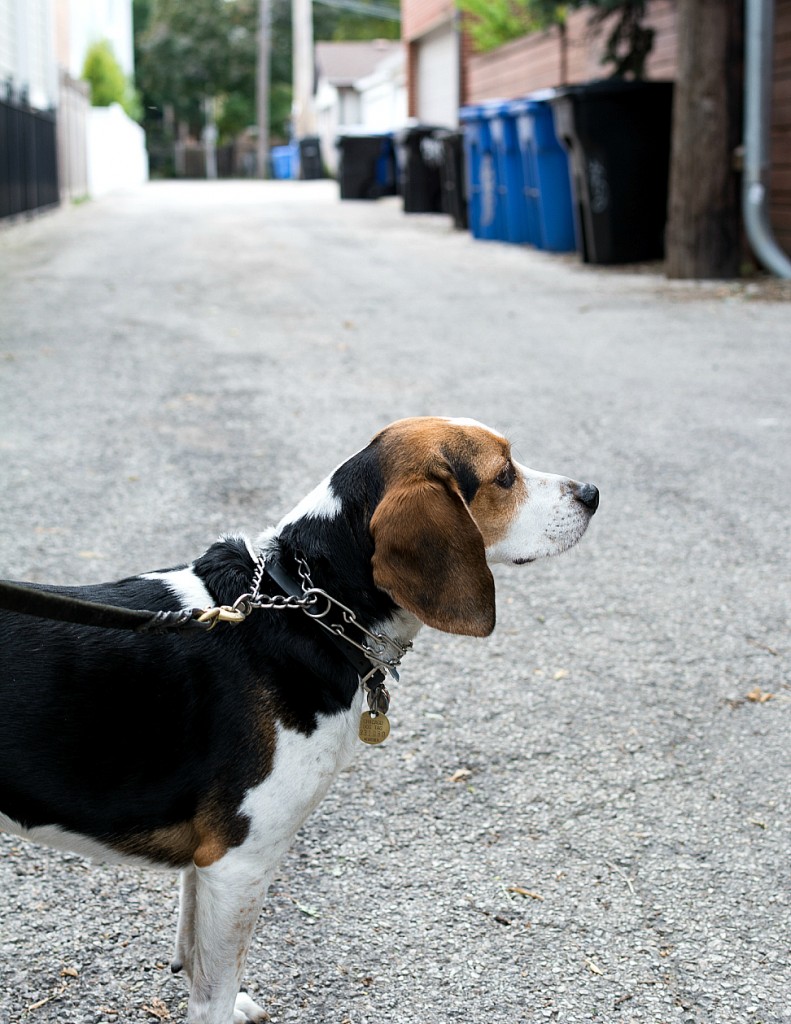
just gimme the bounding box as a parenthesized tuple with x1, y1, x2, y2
(414, 19, 460, 128)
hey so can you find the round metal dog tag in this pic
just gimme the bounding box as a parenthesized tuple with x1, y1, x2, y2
(358, 711, 390, 745)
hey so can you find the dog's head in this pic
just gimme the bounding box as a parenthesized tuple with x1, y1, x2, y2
(368, 417, 598, 637)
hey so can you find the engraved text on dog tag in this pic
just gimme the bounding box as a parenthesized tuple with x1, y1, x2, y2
(358, 711, 390, 745)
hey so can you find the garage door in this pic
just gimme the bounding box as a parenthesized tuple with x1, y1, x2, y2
(416, 20, 459, 127)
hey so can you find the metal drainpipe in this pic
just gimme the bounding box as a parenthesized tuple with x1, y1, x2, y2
(743, 0, 791, 277)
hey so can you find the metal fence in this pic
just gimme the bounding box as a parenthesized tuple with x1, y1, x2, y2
(0, 88, 60, 220)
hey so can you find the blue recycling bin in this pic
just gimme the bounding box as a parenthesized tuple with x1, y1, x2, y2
(486, 101, 534, 244)
(271, 144, 299, 180)
(509, 93, 576, 252)
(459, 104, 506, 241)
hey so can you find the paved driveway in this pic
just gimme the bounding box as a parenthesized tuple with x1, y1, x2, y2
(0, 181, 789, 1024)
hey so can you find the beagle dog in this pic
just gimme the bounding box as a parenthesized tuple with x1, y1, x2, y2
(0, 417, 598, 1024)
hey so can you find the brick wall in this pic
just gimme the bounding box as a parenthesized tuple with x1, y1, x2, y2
(465, 1, 678, 101)
(401, 0, 456, 42)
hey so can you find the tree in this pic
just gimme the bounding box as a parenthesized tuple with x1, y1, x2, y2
(665, 0, 743, 278)
(82, 39, 142, 120)
(137, 0, 257, 137)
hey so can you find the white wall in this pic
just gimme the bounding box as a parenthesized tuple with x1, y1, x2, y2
(358, 55, 407, 132)
(315, 79, 341, 175)
(86, 102, 148, 197)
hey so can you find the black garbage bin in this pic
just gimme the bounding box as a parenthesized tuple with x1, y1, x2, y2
(434, 129, 468, 230)
(335, 132, 397, 200)
(394, 125, 444, 213)
(298, 135, 324, 179)
(549, 80, 674, 264)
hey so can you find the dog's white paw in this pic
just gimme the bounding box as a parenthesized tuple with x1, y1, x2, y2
(233, 990, 269, 1023)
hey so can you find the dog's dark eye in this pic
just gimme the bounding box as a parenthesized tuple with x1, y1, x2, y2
(495, 462, 516, 489)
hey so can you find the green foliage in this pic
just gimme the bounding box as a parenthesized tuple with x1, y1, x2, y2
(456, 0, 654, 77)
(82, 39, 142, 119)
(268, 81, 293, 142)
(456, 0, 565, 53)
(217, 92, 255, 141)
(138, 0, 256, 132)
(315, 0, 400, 42)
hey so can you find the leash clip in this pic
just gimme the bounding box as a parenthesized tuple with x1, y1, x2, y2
(196, 605, 249, 630)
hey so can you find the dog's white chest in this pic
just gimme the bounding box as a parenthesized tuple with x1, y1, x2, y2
(239, 690, 365, 861)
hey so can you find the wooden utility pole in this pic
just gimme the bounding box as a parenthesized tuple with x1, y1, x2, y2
(292, 0, 315, 138)
(665, 0, 744, 278)
(256, 0, 271, 178)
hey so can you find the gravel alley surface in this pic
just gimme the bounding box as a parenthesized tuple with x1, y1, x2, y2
(0, 181, 789, 1024)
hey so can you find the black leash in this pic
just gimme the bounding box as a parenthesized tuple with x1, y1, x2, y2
(0, 579, 208, 634)
(0, 554, 407, 694)
(1, 557, 399, 740)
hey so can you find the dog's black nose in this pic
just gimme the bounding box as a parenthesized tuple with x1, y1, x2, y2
(573, 482, 599, 512)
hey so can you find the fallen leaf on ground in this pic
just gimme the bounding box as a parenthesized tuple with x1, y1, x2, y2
(507, 886, 544, 901)
(142, 997, 171, 1020)
(746, 686, 774, 703)
(448, 768, 472, 782)
(27, 983, 69, 1013)
(60, 967, 79, 978)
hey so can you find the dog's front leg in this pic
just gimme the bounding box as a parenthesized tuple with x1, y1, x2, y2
(184, 853, 271, 1024)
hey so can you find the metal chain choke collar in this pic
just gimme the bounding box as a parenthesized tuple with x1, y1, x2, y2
(197, 552, 412, 683)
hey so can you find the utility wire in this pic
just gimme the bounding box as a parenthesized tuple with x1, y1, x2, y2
(312, 0, 401, 22)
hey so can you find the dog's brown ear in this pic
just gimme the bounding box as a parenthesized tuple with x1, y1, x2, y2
(370, 473, 495, 637)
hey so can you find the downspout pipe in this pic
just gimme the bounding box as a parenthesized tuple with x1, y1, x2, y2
(743, 0, 791, 278)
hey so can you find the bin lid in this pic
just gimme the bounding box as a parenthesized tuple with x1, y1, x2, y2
(335, 126, 393, 138)
(459, 104, 482, 121)
(549, 78, 674, 100)
(505, 97, 531, 115)
(459, 101, 506, 122)
(506, 88, 560, 115)
(394, 123, 445, 141)
(480, 100, 510, 121)
(526, 87, 558, 103)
